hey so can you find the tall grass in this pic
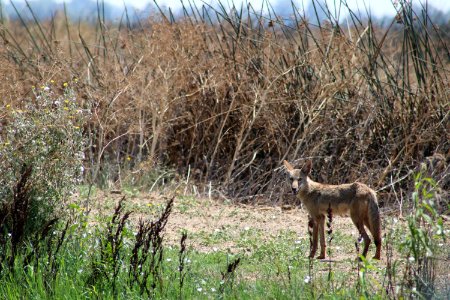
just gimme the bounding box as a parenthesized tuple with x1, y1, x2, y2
(0, 0, 448, 205)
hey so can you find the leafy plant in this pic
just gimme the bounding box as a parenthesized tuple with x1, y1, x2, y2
(218, 255, 241, 296)
(88, 197, 132, 295)
(0, 83, 87, 259)
(400, 171, 447, 298)
(128, 197, 174, 296)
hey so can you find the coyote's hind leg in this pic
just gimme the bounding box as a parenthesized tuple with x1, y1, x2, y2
(351, 213, 371, 259)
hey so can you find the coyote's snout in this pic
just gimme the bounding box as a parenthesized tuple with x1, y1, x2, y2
(283, 160, 381, 260)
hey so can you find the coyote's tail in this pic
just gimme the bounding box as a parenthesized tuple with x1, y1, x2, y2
(368, 191, 382, 245)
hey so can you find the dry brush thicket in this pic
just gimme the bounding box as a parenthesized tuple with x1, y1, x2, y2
(0, 1, 448, 205)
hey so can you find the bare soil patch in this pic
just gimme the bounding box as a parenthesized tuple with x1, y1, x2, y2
(90, 191, 390, 260)
(85, 190, 449, 294)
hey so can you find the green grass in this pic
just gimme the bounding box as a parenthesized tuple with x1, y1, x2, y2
(0, 214, 429, 300)
(0, 174, 448, 299)
(1, 229, 447, 299)
(0, 238, 367, 299)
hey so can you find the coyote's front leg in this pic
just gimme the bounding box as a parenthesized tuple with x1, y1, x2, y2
(308, 217, 318, 258)
(317, 215, 326, 259)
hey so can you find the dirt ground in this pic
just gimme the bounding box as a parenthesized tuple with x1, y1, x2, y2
(164, 197, 355, 252)
(87, 190, 449, 294)
(91, 190, 402, 260)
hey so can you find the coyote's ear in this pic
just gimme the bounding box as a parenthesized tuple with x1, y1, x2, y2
(302, 160, 312, 175)
(283, 160, 294, 172)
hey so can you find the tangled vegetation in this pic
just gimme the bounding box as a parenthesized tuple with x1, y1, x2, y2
(0, 0, 448, 299)
(0, 0, 447, 203)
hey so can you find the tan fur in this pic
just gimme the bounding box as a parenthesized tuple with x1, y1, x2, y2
(283, 160, 381, 260)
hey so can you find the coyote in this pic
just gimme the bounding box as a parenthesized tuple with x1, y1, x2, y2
(283, 160, 381, 260)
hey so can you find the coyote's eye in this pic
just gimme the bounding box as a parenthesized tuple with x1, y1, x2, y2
(289, 177, 294, 182)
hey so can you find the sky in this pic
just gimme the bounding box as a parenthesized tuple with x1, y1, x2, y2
(8, 0, 450, 21)
(92, 0, 450, 17)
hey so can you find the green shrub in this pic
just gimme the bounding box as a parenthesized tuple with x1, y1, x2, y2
(0, 83, 88, 250)
(400, 171, 447, 298)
